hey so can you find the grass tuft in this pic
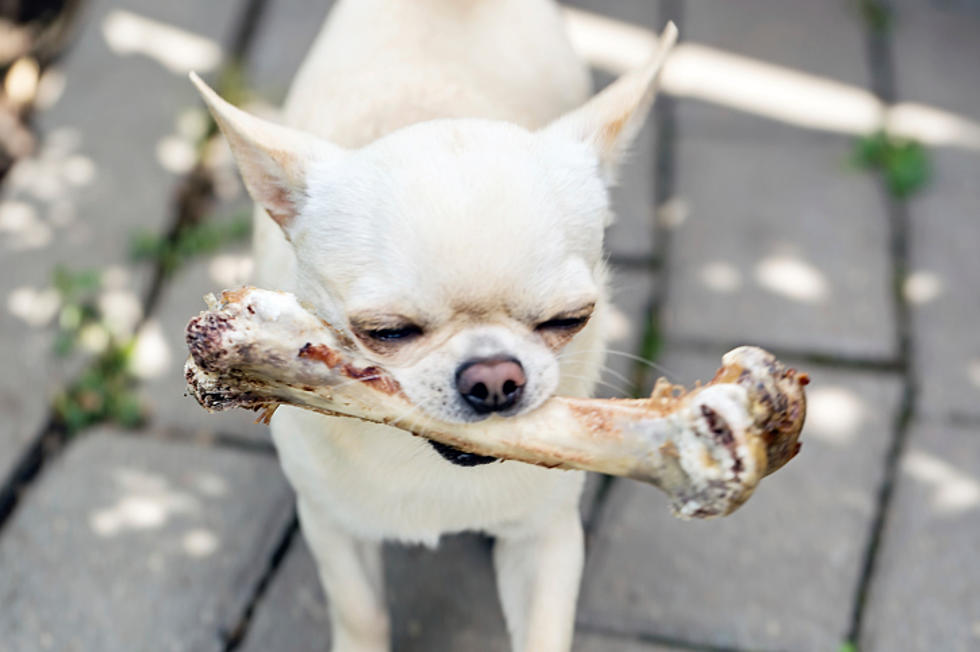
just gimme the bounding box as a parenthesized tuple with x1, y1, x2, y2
(130, 210, 252, 275)
(853, 130, 930, 198)
(50, 266, 146, 434)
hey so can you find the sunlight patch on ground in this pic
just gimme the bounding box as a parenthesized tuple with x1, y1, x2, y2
(903, 450, 980, 515)
(699, 260, 741, 293)
(2, 127, 98, 251)
(177, 107, 209, 142)
(804, 386, 865, 445)
(904, 270, 944, 305)
(0, 200, 51, 250)
(182, 528, 219, 557)
(886, 102, 980, 150)
(77, 322, 109, 353)
(657, 197, 689, 230)
(89, 467, 200, 537)
(967, 359, 980, 392)
(98, 288, 142, 339)
(130, 319, 171, 381)
(101, 10, 222, 74)
(7, 285, 60, 326)
(156, 135, 196, 174)
(192, 472, 228, 497)
(754, 253, 828, 303)
(562, 8, 980, 150)
(665, 42, 882, 135)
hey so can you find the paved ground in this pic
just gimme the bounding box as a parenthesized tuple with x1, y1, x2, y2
(1, 0, 978, 650)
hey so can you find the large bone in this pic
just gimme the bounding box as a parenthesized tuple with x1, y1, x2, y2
(185, 288, 806, 518)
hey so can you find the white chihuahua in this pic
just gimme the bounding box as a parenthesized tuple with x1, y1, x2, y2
(191, 1, 675, 650)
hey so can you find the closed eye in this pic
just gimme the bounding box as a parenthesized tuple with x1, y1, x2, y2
(535, 315, 590, 331)
(363, 324, 423, 342)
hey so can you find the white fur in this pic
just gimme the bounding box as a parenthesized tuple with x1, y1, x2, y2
(191, 2, 674, 650)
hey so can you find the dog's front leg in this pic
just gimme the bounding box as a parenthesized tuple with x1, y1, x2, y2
(297, 498, 390, 652)
(493, 507, 584, 652)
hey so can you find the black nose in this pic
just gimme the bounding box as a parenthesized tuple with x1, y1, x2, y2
(456, 357, 526, 414)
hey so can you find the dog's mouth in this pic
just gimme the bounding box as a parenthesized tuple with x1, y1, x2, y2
(428, 440, 499, 467)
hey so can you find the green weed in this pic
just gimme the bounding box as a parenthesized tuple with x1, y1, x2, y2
(853, 130, 930, 198)
(130, 210, 252, 275)
(857, 0, 892, 32)
(49, 266, 145, 433)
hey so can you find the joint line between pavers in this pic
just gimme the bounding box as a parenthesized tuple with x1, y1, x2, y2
(845, 2, 920, 645)
(576, 617, 757, 652)
(582, 0, 685, 602)
(221, 509, 300, 651)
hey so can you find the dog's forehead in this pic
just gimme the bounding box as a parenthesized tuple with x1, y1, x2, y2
(344, 255, 598, 323)
(296, 118, 608, 313)
(354, 120, 605, 251)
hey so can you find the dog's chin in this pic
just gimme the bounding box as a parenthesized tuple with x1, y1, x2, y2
(418, 396, 549, 467)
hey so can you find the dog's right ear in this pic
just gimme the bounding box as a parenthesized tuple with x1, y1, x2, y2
(189, 72, 342, 232)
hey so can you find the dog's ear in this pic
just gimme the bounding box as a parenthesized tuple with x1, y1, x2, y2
(189, 72, 342, 232)
(543, 22, 677, 183)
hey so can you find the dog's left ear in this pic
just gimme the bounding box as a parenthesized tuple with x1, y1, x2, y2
(543, 22, 677, 184)
(189, 72, 342, 232)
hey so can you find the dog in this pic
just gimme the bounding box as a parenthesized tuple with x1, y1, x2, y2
(191, 1, 674, 649)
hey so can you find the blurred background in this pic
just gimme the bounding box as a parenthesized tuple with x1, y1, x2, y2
(0, 0, 977, 650)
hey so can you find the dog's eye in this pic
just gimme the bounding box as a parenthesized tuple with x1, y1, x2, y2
(365, 325, 423, 342)
(536, 315, 590, 332)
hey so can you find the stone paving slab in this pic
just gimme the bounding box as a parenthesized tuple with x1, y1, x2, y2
(237, 535, 330, 652)
(579, 347, 901, 651)
(905, 149, 980, 420)
(242, 529, 686, 652)
(574, 633, 684, 651)
(0, 0, 243, 484)
(890, 0, 980, 123)
(0, 428, 293, 652)
(606, 108, 659, 260)
(564, 1, 663, 260)
(663, 134, 897, 359)
(888, 2, 980, 419)
(673, 0, 872, 138)
(861, 420, 980, 651)
(245, 0, 333, 106)
(682, 0, 870, 88)
(242, 533, 510, 652)
(564, 0, 664, 27)
(7, 0, 241, 289)
(676, 0, 871, 141)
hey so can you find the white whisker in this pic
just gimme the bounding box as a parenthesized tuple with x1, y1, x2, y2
(558, 372, 632, 398)
(557, 347, 677, 377)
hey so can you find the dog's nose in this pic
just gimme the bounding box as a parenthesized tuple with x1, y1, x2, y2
(456, 357, 526, 414)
